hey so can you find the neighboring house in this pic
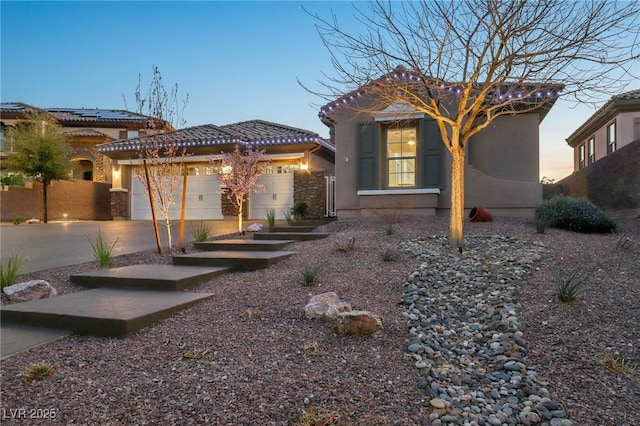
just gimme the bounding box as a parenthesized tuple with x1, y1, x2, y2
(318, 74, 559, 218)
(0, 102, 160, 183)
(557, 89, 640, 214)
(566, 89, 640, 171)
(98, 120, 335, 220)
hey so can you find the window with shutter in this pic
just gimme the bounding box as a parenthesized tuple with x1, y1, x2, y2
(357, 118, 444, 191)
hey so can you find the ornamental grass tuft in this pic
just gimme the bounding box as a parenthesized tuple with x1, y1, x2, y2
(551, 266, 588, 303)
(88, 229, 118, 268)
(0, 253, 23, 290)
(265, 208, 276, 228)
(190, 220, 211, 242)
(301, 264, 321, 287)
(22, 361, 54, 383)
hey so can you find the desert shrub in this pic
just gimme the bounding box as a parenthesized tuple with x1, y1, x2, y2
(551, 266, 588, 303)
(380, 247, 401, 262)
(190, 221, 211, 242)
(301, 264, 320, 286)
(12, 214, 23, 225)
(264, 208, 276, 228)
(534, 210, 551, 234)
(88, 229, 118, 268)
(0, 253, 23, 290)
(385, 223, 395, 235)
(291, 201, 309, 219)
(22, 362, 54, 382)
(536, 196, 617, 233)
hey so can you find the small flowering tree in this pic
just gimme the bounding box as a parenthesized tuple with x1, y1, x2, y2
(132, 66, 189, 253)
(211, 145, 269, 234)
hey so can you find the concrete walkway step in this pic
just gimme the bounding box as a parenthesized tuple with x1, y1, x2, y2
(0, 289, 214, 338)
(194, 239, 293, 252)
(291, 219, 332, 227)
(269, 225, 316, 233)
(172, 250, 296, 271)
(253, 232, 330, 241)
(1, 324, 70, 359)
(70, 264, 230, 291)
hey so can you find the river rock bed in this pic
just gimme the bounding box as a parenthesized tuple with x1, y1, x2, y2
(400, 235, 573, 426)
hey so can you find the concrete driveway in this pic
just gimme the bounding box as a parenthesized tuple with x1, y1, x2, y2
(0, 220, 242, 273)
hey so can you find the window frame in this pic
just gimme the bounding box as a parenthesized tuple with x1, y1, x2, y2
(578, 143, 585, 169)
(607, 121, 616, 154)
(587, 136, 595, 165)
(383, 122, 418, 189)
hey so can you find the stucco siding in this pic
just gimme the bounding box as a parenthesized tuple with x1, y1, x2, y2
(468, 114, 539, 182)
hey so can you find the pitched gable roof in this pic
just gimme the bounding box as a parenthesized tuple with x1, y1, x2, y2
(318, 66, 562, 122)
(566, 88, 640, 146)
(98, 119, 330, 154)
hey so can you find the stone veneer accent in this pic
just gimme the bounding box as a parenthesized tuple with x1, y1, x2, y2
(293, 170, 327, 219)
(110, 189, 129, 220)
(221, 190, 247, 219)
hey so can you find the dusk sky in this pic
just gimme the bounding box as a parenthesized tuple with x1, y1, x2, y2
(2, 1, 637, 181)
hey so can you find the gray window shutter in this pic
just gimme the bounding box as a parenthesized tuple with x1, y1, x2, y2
(357, 122, 380, 190)
(420, 119, 444, 188)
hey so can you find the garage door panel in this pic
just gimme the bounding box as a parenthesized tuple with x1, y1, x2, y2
(130, 171, 222, 220)
(249, 173, 293, 220)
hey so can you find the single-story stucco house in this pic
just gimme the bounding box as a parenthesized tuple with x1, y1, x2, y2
(98, 120, 335, 221)
(318, 70, 561, 218)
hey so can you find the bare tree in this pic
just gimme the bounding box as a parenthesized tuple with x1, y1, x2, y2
(305, 0, 639, 250)
(131, 66, 189, 253)
(211, 145, 270, 235)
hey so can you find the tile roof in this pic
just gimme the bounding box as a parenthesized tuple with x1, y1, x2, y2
(566, 88, 640, 144)
(98, 120, 328, 154)
(612, 89, 640, 101)
(63, 128, 112, 138)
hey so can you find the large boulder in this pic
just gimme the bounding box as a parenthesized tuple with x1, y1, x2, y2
(305, 292, 352, 320)
(336, 310, 383, 336)
(3, 279, 58, 302)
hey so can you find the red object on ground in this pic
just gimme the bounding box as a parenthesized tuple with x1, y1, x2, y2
(469, 206, 493, 222)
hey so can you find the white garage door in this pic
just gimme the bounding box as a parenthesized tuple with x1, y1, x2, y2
(130, 166, 223, 220)
(249, 167, 294, 220)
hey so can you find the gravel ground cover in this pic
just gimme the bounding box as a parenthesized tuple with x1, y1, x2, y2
(1, 215, 638, 425)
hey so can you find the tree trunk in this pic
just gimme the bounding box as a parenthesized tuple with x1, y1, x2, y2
(237, 203, 243, 235)
(143, 159, 163, 254)
(178, 164, 187, 250)
(449, 147, 465, 250)
(42, 180, 49, 223)
(164, 218, 173, 253)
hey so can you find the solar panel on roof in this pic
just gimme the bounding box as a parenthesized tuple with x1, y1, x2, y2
(1, 104, 24, 110)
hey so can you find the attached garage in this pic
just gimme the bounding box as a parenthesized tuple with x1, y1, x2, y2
(98, 120, 335, 222)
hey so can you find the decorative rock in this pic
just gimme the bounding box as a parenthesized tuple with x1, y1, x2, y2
(429, 398, 446, 409)
(304, 292, 351, 320)
(246, 223, 263, 232)
(4, 279, 57, 302)
(336, 310, 383, 336)
(400, 235, 574, 425)
(26, 218, 41, 224)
